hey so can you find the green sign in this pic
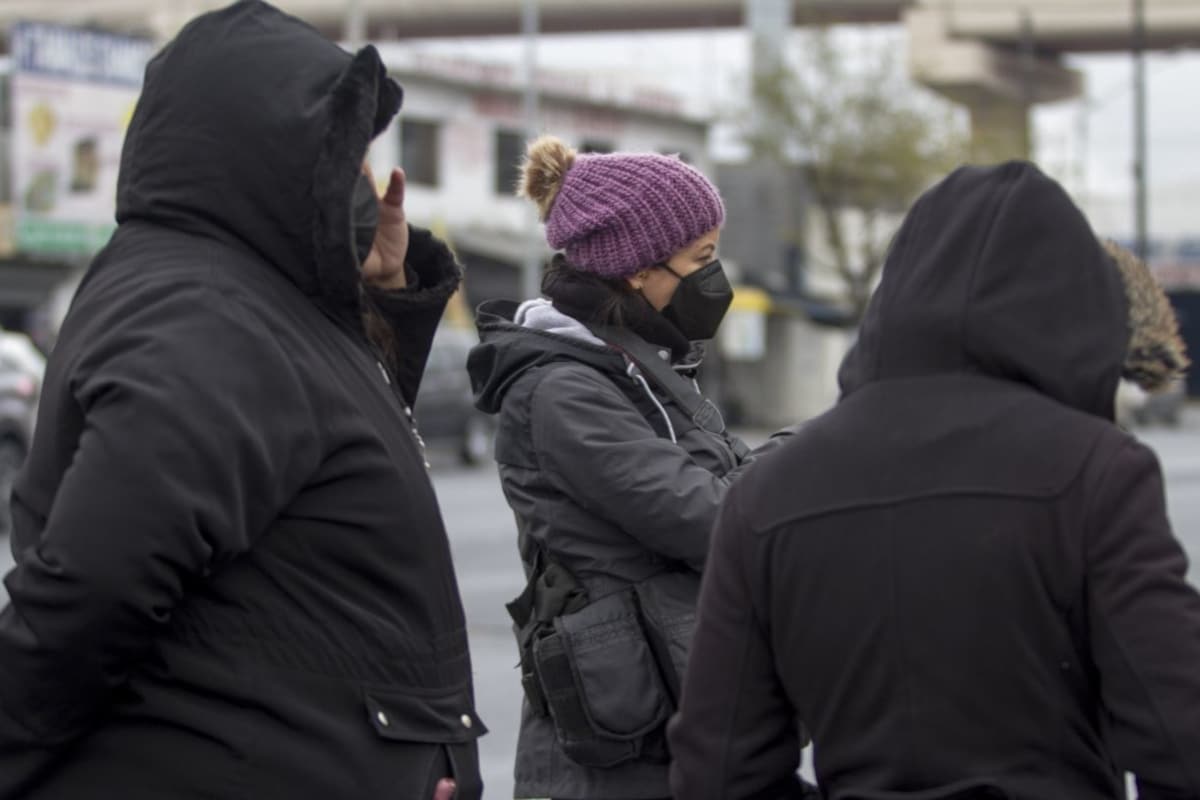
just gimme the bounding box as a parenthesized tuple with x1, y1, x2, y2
(15, 218, 115, 255)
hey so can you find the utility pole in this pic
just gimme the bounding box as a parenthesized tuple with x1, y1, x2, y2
(345, 0, 366, 50)
(1075, 97, 1091, 211)
(520, 0, 542, 301)
(746, 0, 793, 144)
(1020, 7, 1035, 158)
(1132, 0, 1148, 261)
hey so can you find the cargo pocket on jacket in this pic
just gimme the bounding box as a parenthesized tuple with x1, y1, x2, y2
(533, 589, 671, 768)
(633, 571, 700, 705)
(363, 687, 487, 799)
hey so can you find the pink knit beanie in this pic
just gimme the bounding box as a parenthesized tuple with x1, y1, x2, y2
(519, 136, 726, 279)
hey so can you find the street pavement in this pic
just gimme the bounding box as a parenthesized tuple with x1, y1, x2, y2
(1, 414, 1198, 798)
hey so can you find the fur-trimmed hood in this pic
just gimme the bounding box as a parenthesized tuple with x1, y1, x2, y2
(1104, 240, 1190, 392)
(115, 0, 402, 322)
(839, 162, 1133, 420)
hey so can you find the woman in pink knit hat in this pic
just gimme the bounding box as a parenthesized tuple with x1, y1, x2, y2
(468, 137, 805, 800)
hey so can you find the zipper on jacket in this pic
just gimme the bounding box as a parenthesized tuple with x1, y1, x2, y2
(320, 306, 432, 470)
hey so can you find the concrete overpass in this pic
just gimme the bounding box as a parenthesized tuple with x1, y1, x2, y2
(0, 1, 915, 39)
(0, 0, 1197, 160)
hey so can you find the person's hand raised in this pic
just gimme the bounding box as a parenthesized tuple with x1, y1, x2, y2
(361, 165, 410, 290)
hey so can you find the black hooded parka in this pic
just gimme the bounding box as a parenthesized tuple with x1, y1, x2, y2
(0, 3, 484, 797)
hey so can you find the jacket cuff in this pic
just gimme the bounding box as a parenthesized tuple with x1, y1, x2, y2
(365, 225, 462, 311)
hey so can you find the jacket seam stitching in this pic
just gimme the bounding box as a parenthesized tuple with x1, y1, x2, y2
(885, 501, 918, 776)
(961, 164, 1024, 369)
(529, 361, 662, 459)
(1084, 440, 1199, 791)
(752, 486, 1073, 535)
(715, 497, 757, 797)
(1093, 610, 1200, 791)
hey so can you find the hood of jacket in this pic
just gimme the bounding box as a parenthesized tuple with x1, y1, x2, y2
(838, 161, 1128, 420)
(115, 0, 402, 321)
(469, 299, 627, 415)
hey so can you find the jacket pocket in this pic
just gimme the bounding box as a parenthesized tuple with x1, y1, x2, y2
(533, 589, 671, 768)
(362, 687, 487, 800)
(363, 686, 487, 744)
(633, 571, 700, 704)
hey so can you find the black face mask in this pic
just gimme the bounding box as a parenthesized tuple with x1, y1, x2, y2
(659, 259, 734, 341)
(351, 172, 379, 266)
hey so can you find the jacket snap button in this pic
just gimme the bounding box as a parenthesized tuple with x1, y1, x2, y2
(376, 710, 390, 727)
(460, 714, 473, 729)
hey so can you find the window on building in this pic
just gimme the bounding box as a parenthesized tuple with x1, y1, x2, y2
(579, 139, 613, 154)
(399, 118, 441, 188)
(494, 129, 525, 195)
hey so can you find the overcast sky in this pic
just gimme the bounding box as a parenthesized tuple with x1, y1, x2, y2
(408, 26, 1199, 240)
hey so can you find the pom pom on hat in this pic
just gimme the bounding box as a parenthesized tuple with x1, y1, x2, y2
(519, 136, 577, 221)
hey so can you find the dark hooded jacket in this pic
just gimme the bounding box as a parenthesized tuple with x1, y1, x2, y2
(670, 162, 1200, 800)
(469, 286, 782, 799)
(0, 3, 484, 798)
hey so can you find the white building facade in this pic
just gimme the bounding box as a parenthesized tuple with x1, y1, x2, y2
(367, 52, 712, 303)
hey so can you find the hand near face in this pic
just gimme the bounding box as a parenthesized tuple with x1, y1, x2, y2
(361, 165, 410, 290)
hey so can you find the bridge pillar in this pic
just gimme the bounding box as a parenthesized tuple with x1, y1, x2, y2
(967, 95, 1032, 163)
(905, 7, 1083, 163)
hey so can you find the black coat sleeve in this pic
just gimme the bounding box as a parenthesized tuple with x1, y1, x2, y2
(1085, 438, 1200, 799)
(530, 363, 752, 571)
(362, 225, 463, 406)
(0, 284, 321, 797)
(668, 483, 808, 799)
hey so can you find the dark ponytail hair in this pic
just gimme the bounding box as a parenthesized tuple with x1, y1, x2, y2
(542, 255, 644, 330)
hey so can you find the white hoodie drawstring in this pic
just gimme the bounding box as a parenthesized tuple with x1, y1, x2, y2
(625, 359, 677, 444)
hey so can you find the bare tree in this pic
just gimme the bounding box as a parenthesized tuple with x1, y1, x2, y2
(748, 31, 968, 318)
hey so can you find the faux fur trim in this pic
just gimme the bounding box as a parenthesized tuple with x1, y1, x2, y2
(1105, 240, 1190, 392)
(364, 226, 463, 310)
(310, 45, 403, 322)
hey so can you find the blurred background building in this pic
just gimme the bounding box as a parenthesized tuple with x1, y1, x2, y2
(0, 0, 1194, 423)
(372, 49, 713, 308)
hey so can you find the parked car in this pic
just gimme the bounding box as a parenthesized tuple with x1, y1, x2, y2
(1116, 376, 1187, 429)
(415, 325, 493, 466)
(0, 333, 45, 537)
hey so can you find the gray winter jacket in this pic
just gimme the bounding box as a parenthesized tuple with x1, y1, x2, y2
(468, 299, 781, 799)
